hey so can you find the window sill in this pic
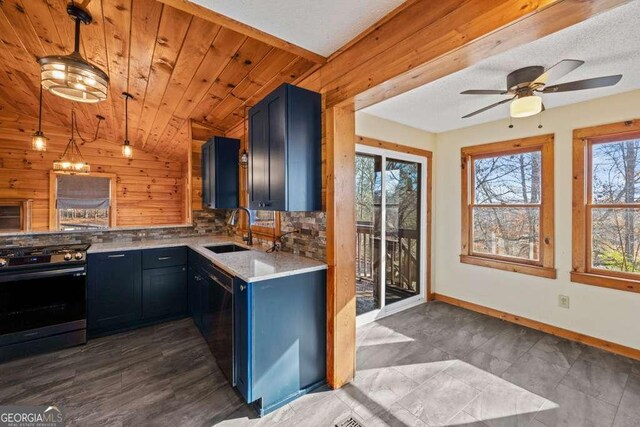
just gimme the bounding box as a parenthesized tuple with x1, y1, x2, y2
(460, 255, 557, 279)
(570, 272, 640, 293)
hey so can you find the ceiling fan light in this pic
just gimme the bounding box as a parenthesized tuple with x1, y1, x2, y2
(40, 56, 109, 103)
(510, 95, 542, 118)
(37, 2, 109, 104)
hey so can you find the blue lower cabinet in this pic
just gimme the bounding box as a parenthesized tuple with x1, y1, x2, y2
(142, 265, 187, 320)
(234, 270, 327, 416)
(88, 248, 188, 337)
(88, 251, 142, 333)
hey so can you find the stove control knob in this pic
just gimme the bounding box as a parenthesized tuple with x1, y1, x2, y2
(74, 252, 84, 260)
(0, 258, 6, 267)
(64, 253, 73, 261)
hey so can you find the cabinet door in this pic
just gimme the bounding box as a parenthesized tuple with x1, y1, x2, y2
(142, 265, 187, 320)
(202, 142, 212, 208)
(266, 88, 287, 210)
(234, 278, 252, 402)
(215, 137, 240, 209)
(88, 251, 142, 331)
(188, 267, 205, 331)
(249, 103, 269, 209)
(188, 266, 199, 318)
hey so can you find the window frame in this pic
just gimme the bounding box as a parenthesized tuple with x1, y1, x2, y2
(250, 211, 281, 240)
(571, 119, 640, 293)
(49, 171, 116, 230)
(460, 134, 556, 278)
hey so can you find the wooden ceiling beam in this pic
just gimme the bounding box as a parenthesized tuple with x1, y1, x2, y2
(155, 0, 326, 64)
(352, 0, 632, 110)
(295, 0, 629, 109)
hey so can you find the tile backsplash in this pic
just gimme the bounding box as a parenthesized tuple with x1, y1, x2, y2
(0, 209, 328, 264)
(279, 211, 326, 262)
(0, 210, 231, 248)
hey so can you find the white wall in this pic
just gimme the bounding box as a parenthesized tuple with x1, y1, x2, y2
(356, 111, 437, 152)
(435, 90, 640, 349)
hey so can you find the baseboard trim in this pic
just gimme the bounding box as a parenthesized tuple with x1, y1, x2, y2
(432, 293, 640, 361)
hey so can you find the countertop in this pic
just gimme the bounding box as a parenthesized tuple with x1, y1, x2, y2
(87, 236, 327, 283)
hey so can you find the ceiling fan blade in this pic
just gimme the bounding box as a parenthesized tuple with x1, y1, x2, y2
(460, 89, 508, 95)
(543, 74, 623, 93)
(532, 59, 585, 86)
(462, 97, 514, 119)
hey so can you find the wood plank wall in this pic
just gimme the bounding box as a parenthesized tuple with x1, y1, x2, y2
(0, 115, 186, 230)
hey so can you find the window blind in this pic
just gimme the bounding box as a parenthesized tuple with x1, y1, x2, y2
(56, 175, 111, 209)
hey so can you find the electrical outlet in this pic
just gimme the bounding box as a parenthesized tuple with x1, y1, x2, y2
(558, 295, 570, 309)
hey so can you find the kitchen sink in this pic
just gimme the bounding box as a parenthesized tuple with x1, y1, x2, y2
(205, 244, 250, 254)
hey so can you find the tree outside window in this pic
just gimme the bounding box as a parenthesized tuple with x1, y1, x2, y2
(460, 135, 555, 278)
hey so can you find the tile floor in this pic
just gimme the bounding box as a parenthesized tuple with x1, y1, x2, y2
(1, 301, 638, 426)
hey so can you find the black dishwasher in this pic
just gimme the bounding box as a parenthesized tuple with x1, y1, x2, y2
(202, 263, 234, 384)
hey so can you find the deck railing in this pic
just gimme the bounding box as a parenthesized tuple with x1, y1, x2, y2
(356, 221, 419, 292)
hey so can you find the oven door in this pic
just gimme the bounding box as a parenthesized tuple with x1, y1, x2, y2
(0, 266, 87, 344)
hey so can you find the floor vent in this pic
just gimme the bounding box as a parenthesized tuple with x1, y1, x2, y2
(335, 416, 365, 427)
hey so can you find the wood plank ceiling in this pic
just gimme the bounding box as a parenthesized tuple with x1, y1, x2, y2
(0, 0, 320, 160)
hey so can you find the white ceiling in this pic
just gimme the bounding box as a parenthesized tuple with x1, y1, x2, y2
(362, 1, 640, 134)
(191, 0, 406, 57)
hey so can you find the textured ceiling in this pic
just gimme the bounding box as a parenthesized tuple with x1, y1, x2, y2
(191, 0, 406, 56)
(362, 1, 640, 134)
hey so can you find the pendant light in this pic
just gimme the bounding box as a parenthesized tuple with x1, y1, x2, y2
(121, 92, 133, 158)
(32, 85, 48, 151)
(239, 106, 249, 168)
(53, 112, 103, 174)
(38, 2, 109, 103)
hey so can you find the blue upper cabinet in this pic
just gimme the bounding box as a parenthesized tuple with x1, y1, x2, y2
(202, 136, 240, 209)
(248, 84, 321, 212)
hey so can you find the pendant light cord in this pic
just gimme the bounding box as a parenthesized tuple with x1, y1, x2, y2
(37, 85, 43, 133)
(71, 108, 103, 144)
(124, 93, 130, 143)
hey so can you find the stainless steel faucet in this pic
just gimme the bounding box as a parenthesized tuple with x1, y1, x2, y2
(227, 207, 253, 246)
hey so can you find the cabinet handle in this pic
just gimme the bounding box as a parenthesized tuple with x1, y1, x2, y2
(240, 284, 246, 291)
(108, 254, 125, 258)
(158, 256, 172, 260)
(208, 274, 233, 293)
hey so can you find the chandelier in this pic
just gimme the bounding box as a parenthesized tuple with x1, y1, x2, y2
(53, 111, 104, 174)
(38, 2, 109, 103)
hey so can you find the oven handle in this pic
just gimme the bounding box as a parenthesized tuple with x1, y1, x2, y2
(0, 267, 86, 283)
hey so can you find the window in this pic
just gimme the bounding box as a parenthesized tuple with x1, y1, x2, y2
(572, 120, 640, 293)
(460, 135, 555, 278)
(0, 200, 32, 232)
(50, 172, 115, 230)
(250, 210, 281, 239)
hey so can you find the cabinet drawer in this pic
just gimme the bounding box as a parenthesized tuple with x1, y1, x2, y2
(143, 247, 187, 269)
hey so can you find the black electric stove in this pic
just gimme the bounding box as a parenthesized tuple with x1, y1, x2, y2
(0, 244, 89, 362)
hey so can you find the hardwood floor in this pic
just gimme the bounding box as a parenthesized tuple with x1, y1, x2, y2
(2, 303, 639, 426)
(0, 319, 244, 426)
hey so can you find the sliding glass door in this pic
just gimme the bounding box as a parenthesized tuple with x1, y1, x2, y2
(355, 145, 427, 324)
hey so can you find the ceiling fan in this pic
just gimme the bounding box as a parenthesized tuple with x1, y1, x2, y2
(460, 60, 622, 119)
